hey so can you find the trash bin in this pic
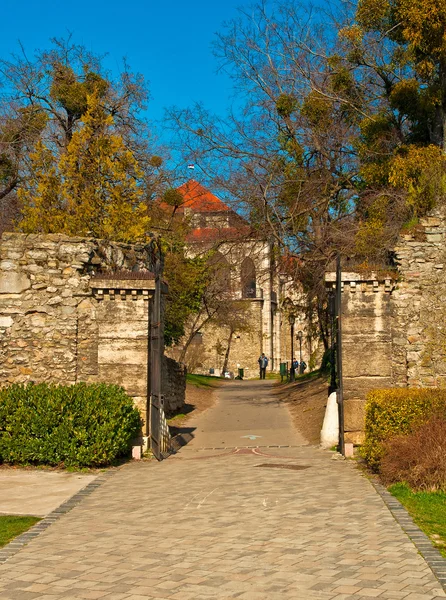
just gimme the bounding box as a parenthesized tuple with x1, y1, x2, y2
(280, 362, 287, 382)
(238, 368, 244, 380)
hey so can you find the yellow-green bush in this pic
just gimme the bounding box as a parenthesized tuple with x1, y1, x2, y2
(361, 388, 446, 471)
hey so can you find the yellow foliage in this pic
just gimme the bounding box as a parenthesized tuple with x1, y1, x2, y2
(338, 25, 364, 44)
(18, 92, 149, 242)
(389, 79, 420, 111)
(17, 141, 66, 233)
(355, 219, 386, 255)
(358, 0, 446, 63)
(360, 162, 390, 187)
(361, 388, 446, 470)
(389, 145, 446, 213)
(396, 0, 446, 60)
(50, 64, 109, 119)
(276, 93, 298, 118)
(355, 195, 390, 255)
(301, 91, 332, 127)
(356, 0, 390, 30)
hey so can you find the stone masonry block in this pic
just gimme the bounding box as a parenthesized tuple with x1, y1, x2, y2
(98, 339, 147, 365)
(343, 341, 392, 377)
(343, 376, 393, 401)
(344, 398, 365, 432)
(98, 363, 148, 397)
(0, 271, 31, 294)
(345, 431, 365, 445)
(344, 443, 354, 457)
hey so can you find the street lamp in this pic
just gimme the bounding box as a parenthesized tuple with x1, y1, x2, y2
(288, 314, 295, 381)
(297, 330, 303, 374)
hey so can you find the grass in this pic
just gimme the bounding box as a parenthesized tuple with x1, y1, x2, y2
(168, 413, 186, 422)
(296, 369, 322, 382)
(389, 483, 446, 557)
(186, 373, 221, 388)
(265, 372, 281, 380)
(0, 515, 40, 548)
(277, 368, 322, 384)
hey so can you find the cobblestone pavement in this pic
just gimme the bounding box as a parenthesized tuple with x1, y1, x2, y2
(0, 380, 445, 600)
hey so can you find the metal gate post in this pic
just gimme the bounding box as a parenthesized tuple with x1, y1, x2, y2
(149, 255, 162, 459)
(335, 254, 345, 456)
(148, 243, 171, 460)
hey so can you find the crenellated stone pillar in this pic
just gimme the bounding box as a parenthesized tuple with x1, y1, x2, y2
(325, 272, 395, 444)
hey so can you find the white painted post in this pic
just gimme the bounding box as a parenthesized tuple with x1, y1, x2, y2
(320, 391, 339, 449)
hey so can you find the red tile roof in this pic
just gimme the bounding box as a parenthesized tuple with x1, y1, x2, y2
(175, 180, 232, 213)
(157, 180, 257, 245)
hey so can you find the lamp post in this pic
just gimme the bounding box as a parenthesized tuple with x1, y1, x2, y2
(297, 330, 303, 374)
(288, 314, 295, 381)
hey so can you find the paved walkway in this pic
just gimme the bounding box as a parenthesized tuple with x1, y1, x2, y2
(0, 470, 97, 517)
(1, 380, 445, 599)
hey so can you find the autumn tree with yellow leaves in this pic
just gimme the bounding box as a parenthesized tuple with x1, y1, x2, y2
(18, 92, 150, 242)
(0, 36, 166, 233)
(337, 0, 446, 253)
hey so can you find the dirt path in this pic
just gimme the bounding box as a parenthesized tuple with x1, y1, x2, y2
(167, 378, 220, 438)
(274, 373, 328, 445)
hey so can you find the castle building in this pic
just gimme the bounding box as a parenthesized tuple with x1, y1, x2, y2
(167, 180, 311, 377)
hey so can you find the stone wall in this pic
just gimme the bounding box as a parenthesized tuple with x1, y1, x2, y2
(0, 232, 185, 428)
(168, 299, 264, 378)
(392, 214, 446, 388)
(325, 209, 446, 443)
(162, 357, 187, 415)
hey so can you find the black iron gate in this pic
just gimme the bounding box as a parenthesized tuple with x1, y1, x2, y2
(147, 241, 171, 461)
(328, 255, 345, 455)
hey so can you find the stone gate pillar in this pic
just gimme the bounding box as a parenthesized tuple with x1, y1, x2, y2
(89, 277, 155, 431)
(325, 272, 395, 444)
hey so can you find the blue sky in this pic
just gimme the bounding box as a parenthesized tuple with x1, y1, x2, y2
(0, 0, 243, 126)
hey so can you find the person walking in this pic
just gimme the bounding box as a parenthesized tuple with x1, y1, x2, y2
(258, 353, 268, 379)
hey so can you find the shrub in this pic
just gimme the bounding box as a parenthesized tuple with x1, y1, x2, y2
(380, 416, 446, 491)
(0, 382, 142, 467)
(361, 388, 446, 471)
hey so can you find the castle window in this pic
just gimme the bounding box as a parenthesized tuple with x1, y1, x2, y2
(241, 257, 256, 298)
(209, 251, 232, 294)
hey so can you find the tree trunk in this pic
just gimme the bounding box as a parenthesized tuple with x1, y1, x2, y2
(437, 59, 446, 151)
(178, 312, 215, 364)
(221, 329, 234, 375)
(178, 313, 204, 364)
(0, 177, 19, 201)
(178, 328, 203, 364)
(317, 301, 330, 351)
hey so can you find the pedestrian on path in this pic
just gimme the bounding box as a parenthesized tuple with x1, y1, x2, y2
(258, 353, 268, 379)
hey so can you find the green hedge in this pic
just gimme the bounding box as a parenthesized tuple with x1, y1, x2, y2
(361, 388, 446, 471)
(0, 383, 142, 467)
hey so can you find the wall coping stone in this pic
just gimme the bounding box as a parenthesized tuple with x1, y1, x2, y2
(91, 278, 156, 291)
(325, 271, 397, 284)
